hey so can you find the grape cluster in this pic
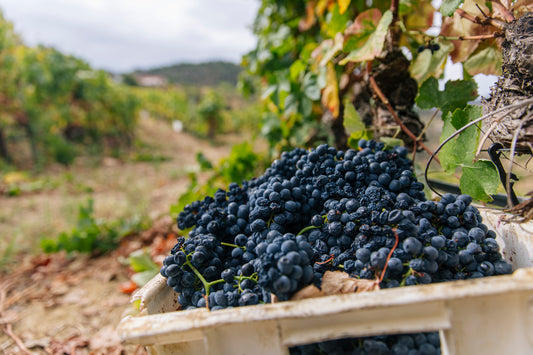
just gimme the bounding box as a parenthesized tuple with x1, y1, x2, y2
(256, 233, 314, 301)
(292, 332, 442, 355)
(160, 140, 512, 351)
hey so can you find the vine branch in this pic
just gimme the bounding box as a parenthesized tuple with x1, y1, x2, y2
(455, 8, 506, 30)
(366, 62, 440, 163)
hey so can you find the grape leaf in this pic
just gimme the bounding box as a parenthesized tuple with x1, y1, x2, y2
(440, 80, 478, 114)
(347, 130, 373, 149)
(401, 0, 435, 31)
(440, 0, 491, 63)
(338, 0, 351, 14)
(289, 60, 306, 81)
(440, 0, 464, 16)
(127, 249, 159, 273)
(344, 8, 381, 37)
(415, 77, 440, 110)
(416, 77, 477, 115)
(343, 100, 366, 133)
(298, 1, 317, 32)
(464, 45, 502, 76)
(132, 270, 159, 287)
(380, 137, 404, 149)
(318, 32, 344, 67)
(460, 160, 500, 201)
(321, 63, 340, 117)
(340, 10, 393, 64)
(410, 41, 454, 84)
(327, 3, 352, 37)
(439, 105, 481, 173)
(303, 72, 321, 100)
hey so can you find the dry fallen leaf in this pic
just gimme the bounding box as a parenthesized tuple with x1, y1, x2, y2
(89, 325, 123, 350)
(321, 271, 380, 295)
(290, 271, 381, 301)
(290, 284, 324, 301)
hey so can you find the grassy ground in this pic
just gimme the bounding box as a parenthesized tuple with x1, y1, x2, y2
(0, 116, 262, 354)
(0, 116, 252, 265)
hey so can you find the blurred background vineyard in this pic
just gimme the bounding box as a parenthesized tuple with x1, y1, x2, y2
(0, 11, 261, 170)
(0, 7, 266, 267)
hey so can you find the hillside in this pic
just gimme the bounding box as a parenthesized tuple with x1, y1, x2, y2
(134, 61, 242, 86)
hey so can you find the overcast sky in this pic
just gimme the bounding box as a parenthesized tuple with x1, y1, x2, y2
(0, 0, 495, 96)
(0, 0, 261, 73)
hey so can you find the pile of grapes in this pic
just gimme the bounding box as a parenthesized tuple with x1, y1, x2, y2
(160, 140, 512, 354)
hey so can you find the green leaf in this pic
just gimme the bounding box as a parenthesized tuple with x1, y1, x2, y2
(283, 94, 299, 115)
(380, 137, 404, 149)
(132, 270, 159, 287)
(463, 46, 502, 76)
(343, 101, 366, 133)
(347, 130, 373, 148)
(441, 0, 464, 16)
(415, 77, 440, 110)
(439, 105, 481, 173)
(440, 80, 478, 114)
(340, 10, 393, 64)
(303, 72, 321, 100)
(300, 96, 313, 118)
(327, 3, 351, 37)
(127, 249, 159, 273)
(415, 78, 477, 115)
(289, 60, 306, 81)
(338, 0, 351, 14)
(196, 152, 213, 170)
(460, 160, 500, 201)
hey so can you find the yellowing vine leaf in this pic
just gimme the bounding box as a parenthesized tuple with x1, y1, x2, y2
(410, 41, 454, 84)
(299, 1, 317, 32)
(402, 1, 435, 31)
(344, 8, 381, 36)
(312, 32, 345, 67)
(337, 0, 351, 14)
(321, 63, 340, 117)
(463, 45, 502, 76)
(340, 10, 393, 64)
(290, 271, 381, 301)
(439, 0, 491, 63)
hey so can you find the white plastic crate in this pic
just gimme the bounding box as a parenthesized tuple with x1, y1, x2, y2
(117, 210, 533, 355)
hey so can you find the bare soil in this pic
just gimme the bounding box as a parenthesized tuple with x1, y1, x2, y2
(0, 118, 256, 354)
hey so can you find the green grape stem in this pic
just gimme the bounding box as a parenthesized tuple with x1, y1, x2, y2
(221, 242, 246, 250)
(297, 225, 320, 236)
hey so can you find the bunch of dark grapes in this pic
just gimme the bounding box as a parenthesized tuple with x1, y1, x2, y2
(161, 140, 513, 353)
(292, 332, 442, 355)
(255, 233, 314, 301)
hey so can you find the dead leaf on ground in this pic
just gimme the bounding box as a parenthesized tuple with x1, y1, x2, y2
(48, 335, 89, 355)
(89, 325, 122, 350)
(60, 288, 91, 306)
(24, 337, 51, 350)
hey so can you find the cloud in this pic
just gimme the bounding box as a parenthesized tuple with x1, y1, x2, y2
(0, 0, 260, 72)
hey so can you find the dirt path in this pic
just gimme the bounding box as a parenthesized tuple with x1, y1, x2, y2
(0, 118, 254, 354)
(0, 118, 243, 253)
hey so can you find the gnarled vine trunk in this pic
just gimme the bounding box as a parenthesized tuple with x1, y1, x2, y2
(483, 12, 533, 152)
